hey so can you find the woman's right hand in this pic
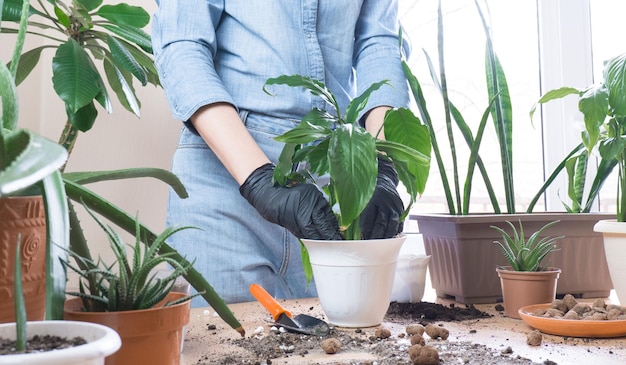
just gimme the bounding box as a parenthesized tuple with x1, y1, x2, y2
(239, 163, 342, 240)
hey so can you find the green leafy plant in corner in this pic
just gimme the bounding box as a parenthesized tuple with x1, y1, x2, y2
(402, 0, 515, 215)
(265, 75, 432, 241)
(63, 207, 201, 312)
(1, 0, 70, 321)
(530, 54, 626, 220)
(491, 220, 562, 272)
(2, 0, 244, 335)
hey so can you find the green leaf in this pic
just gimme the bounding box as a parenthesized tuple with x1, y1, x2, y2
(344, 80, 390, 126)
(1, 0, 39, 21)
(75, 0, 103, 12)
(0, 61, 18, 131)
(95, 4, 150, 28)
(604, 53, 626, 117)
(52, 39, 103, 113)
(274, 116, 333, 144)
(53, 5, 70, 28)
(530, 86, 580, 121)
(264, 75, 340, 116)
(13, 46, 46, 86)
(100, 23, 153, 54)
(103, 57, 140, 116)
(328, 124, 377, 228)
(66, 101, 98, 132)
(598, 136, 624, 161)
(294, 139, 330, 176)
(14, 238, 26, 351)
(273, 142, 298, 186)
(107, 34, 147, 86)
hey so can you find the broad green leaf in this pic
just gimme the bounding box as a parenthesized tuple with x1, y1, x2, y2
(293, 139, 330, 176)
(344, 80, 390, 126)
(95, 4, 150, 28)
(598, 136, 624, 161)
(328, 124, 377, 227)
(273, 142, 298, 186)
(75, 0, 102, 12)
(274, 116, 332, 144)
(107, 34, 147, 86)
(1, 0, 40, 21)
(120, 38, 159, 85)
(579, 84, 608, 150)
(52, 39, 102, 112)
(66, 101, 97, 132)
(100, 23, 153, 54)
(604, 53, 626, 117)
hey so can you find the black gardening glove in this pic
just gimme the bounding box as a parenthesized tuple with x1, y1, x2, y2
(240, 163, 342, 240)
(359, 158, 404, 239)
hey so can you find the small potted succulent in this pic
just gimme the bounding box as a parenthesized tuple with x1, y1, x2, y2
(265, 74, 431, 327)
(492, 220, 562, 319)
(0, 238, 121, 364)
(63, 208, 198, 365)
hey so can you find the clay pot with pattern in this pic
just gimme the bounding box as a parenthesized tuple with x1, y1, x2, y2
(0, 196, 47, 323)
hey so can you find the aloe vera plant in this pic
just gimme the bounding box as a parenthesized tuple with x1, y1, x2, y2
(492, 220, 562, 272)
(266, 75, 432, 241)
(63, 207, 199, 312)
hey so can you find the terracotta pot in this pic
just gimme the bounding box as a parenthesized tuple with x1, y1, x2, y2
(301, 236, 406, 327)
(497, 266, 561, 319)
(593, 219, 626, 305)
(412, 213, 612, 304)
(0, 320, 121, 365)
(0, 196, 47, 323)
(64, 292, 190, 365)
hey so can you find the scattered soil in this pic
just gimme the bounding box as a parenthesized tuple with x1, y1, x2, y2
(198, 302, 550, 365)
(0, 335, 87, 355)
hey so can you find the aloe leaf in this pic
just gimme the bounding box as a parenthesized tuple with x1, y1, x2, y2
(0, 61, 18, 132)
(95, 4, 150, 28)
(41, 171, 70, 320)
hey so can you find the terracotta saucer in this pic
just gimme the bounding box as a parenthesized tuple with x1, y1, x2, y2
(518, 303, 626, 338)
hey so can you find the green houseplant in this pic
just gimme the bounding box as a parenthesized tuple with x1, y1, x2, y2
(533, 52, 626, 305)
(63, 209, 197, 365)
(265, 74, 431, 327)
(405, 0, 612, 304)
(1, 0, 244, 335)
(492, 220, 562, 318)
(1, 0, 70, 323)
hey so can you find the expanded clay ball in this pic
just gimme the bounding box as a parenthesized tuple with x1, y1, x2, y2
(408, 344, 439, 365)
(527, 330, 542, 346)
(406, 324, 425, 337)
(375, 327, 392, 339)
(321, 338, 341, 354)
(410, 334, 426, 346)
(424, 324, 449, 340)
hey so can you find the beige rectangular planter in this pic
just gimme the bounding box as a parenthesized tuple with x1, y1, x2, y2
(411, 213, 614, 304)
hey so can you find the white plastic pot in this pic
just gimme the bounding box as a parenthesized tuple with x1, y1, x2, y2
(594, 219, 626, 305)
(301, 236, 406, 327)
(0, 321, 121, 365)
(390, 254, 431, 303)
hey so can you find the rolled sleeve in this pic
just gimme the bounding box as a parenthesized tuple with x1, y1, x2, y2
(152, 0, 234, 122)
(354, 0, 410, 116)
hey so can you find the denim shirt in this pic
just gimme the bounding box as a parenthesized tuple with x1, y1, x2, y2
(152, 0, 409, 124)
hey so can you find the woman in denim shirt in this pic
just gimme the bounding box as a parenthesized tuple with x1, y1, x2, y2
(152, 0, 410, 305)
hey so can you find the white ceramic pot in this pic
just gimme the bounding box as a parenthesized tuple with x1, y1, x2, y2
(594, 219, 626, 305)
(301, 236, 406, 327)
(0, 320, 121, 365)
(390, 254, 431, 303)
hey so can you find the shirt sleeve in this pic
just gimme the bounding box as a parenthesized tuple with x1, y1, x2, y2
(152, 0, 234, 122)
(353, 0, 410, 119)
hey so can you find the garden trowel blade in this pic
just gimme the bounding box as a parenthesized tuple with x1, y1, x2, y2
(250, 283, 330, 336)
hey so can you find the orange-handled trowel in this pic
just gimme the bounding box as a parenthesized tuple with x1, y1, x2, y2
(250, 283, 330, 336)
